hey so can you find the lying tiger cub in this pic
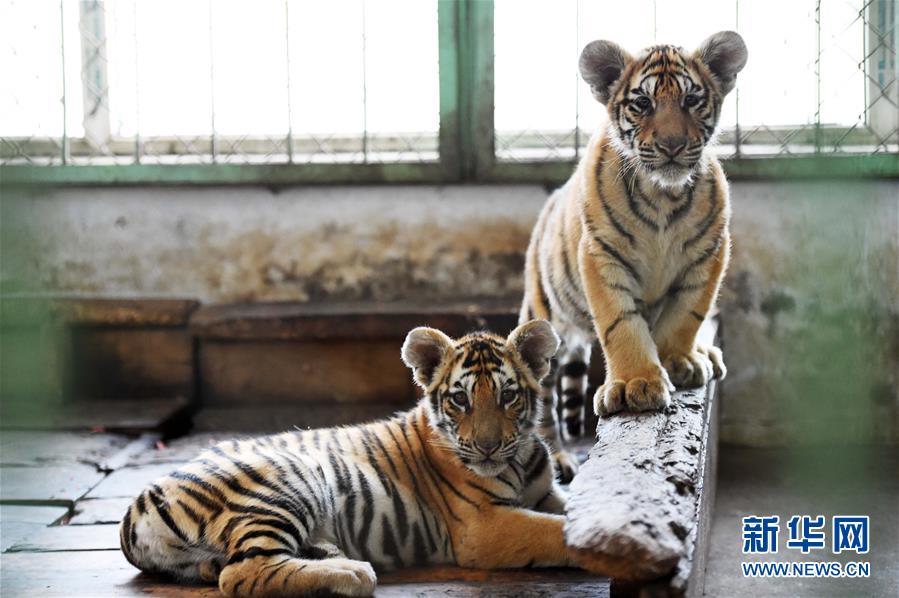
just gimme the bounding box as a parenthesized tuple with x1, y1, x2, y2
(120, 320, 593, 597)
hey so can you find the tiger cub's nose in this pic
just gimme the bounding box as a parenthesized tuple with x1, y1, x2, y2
(656, 136, 687, 157)
(475, 438, 500, 456)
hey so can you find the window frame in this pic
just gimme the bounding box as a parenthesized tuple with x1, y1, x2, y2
(1, 0, 897, 187)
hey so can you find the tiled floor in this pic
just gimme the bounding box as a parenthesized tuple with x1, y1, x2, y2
(0, 409, 604, 597)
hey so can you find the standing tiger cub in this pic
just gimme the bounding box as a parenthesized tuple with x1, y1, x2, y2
(523, 32, 746, 479)
(120, 321, 592, 597)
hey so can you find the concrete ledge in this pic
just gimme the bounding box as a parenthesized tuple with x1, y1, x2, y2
(565, 319, 719, 595)
(190, 300, 519, 340)
(0, 296, 198, 328)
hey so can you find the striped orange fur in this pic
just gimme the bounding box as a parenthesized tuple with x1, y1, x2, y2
(521, 32, 747, 473)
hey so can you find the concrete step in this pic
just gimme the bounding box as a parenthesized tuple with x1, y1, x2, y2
(0, 296, 197, 402)
(1, 295, 613, 430)
(1, 296, 534, 426)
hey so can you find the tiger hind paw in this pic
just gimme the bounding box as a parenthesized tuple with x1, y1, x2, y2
(552, 449, 580, 484)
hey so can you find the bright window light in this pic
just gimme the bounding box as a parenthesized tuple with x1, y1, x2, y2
(0, 0, 439, 155)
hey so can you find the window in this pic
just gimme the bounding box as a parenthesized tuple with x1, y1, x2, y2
(494, 0, 898, 161)
(1, 0, 439, 165)
(1, 0, 896, 181)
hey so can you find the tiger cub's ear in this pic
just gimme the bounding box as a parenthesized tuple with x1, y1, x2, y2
(507, 320, 561, 381)
(579, 40, 632, 105)
(695, 31, 748, 96)
(402, 327, 454, 388)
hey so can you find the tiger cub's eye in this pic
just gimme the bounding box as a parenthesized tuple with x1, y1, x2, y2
(449, 391, 469, 409)
(500, 389, 518, 408)
(632, 95, 653, 111)
(683, 94, 701, 108)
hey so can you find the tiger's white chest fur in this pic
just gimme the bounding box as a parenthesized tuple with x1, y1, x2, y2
(630, 185, 702, 306)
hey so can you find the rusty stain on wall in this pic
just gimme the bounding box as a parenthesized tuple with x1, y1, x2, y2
(1, 185, 544, 304)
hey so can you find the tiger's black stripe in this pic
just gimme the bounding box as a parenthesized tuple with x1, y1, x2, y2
(147, 486, 190, 544)
(595, 238, 643, 284)
(604, 310, 641, 344)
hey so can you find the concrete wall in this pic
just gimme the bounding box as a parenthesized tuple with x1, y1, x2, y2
(721, 181, 898, 446)
(0, 185, 544, 304)
(2, 180, 897, 445)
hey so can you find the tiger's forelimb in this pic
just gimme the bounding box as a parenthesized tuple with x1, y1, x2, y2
(453, 508, 574, 569)
(579, 243, 674, 415)
(653, 232, 730, 388)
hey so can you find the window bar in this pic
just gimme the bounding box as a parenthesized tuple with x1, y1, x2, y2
(133, 0, 141, 164)
(361, 0, 369, 163)
(865, 0, 898, 150)
(79, 0, 112, 156)
(437, 0, 462, 178)
(894, 0, 899, 149)
(862, 1, 869, 127)
(893, 0, 898, 150)
(467, 0, 494, 178)
(734, 0, 741, 158)
(815, 0, 822, 154)
(59, 0, 69, 165)
(574, 0, 580, 162)
(652, 0, 658, 43)
(284, 0, 294, 163)
(208, 0, 217, 163)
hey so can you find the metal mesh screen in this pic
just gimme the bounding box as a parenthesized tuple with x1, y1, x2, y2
(0, 0, 439, 166)
(494, 0, 898, 162)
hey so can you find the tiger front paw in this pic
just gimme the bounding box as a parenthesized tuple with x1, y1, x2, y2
(568, 545, 669, 581)
(553, 450, 580, 484)
(662, 345, 726, 388)
(593, 368, 674, 416)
